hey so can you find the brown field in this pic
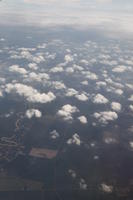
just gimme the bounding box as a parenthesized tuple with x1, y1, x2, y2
(29, 148, 58, 159)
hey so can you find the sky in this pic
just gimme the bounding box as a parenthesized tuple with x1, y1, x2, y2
(0, 0, 133, 37)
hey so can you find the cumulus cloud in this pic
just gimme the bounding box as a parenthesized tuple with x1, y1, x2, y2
(96, 81, 107, 88)
(78, 116, 88, 124)
(67, 133, 81, 146)
(50, 66, 64, 73)
(79, 178, 87, 190)
(68, 169, 77, 179)
(28, 63, 38, 70)
(75, 93, 88, 101)
(66, 89, 89, 102)
(32, 55, 45, 63)
(20, 50, 33, 60)
(129, 141, 133, 149)
(11, 50, 45, 64)
(57, 104, 79, 121)
(9, 65, 28, 75)
(112, 65, 127, 73)
(80, 59, 89, 65)
(126, 84, 133, 90)
(129, 105, 133, 111)
(0, 78, 5, 83)
(65, 67, 74, 73)
(114, 89, 123, 95)
(104, 137, 117, 144)
(66, 88, 78, 97)
(64, 54, 74, 63)
(0, 90, 3, 97)
(94, 111, 118, 124)
(50, 130, 60, 139)
(5, 83, 56, 103)
(25, 109, 42, 118)
(37, 43, 47, 49)
(0, 38, 5, 41)
(128, 95, 133, 101)
(106, 87, 124, 96)
(27, 72, 50, 82)
(100, 183, 113, 193)
(73, 64, 84, 71)
(93, 94, 108, 104)
(52, 81, 66, 90)
(81, 80, 88, 86)
(82, 71, 98, 80)
(111, 102, 122, 112)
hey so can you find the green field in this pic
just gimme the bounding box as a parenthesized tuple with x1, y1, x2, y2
(0, 175, 44, 191)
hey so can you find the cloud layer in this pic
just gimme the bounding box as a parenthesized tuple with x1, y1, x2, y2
(0, 0, 133, 38)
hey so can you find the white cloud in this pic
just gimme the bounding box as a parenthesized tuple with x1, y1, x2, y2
(1, 2, 133, 39)
(50, 66, 64, 73)
(25, 109, 42, 118)
(112, 65, 127, 73)
(37, 43, 47, 49)
(78, 116, 88, 124)
(32, 55, 45, 63)
(27, 72, 50, 82)
(66, 88, 78, 97)
(129, 95, 133, 101)
(50, 130, 60, 139)
(45, 53, 56, 60)
(0, 78, 5, 83)
(65, 67, 74, 73)
(73, 64, 84, 71)
(24, 0, 81, 4)
(94, 111, 118, 124)
(0, 90, 3, 97)
(9, 65, 28, 75)
(66, 89, 88, 102)
(111, 102, 122, 112)
(114, 89, 123, 95)
(52, 81, 66, 90)
(75, 93, 88, 101)
(124, 60, 133, 66)
(112, 82, 124, 89)
(107, 87, 123, 95)
(93, 94, 108, 104)
(129, 105, 133, 111)
(13, 50, 45, 63)
(28, 63, 38, 70)
(96, 81, 107, 87)
(104, 136, 117, 144)
(97, 0, 112, 3)
(0, 38, 5, 41)
(126, 84, 133, 90)
(67, 133, 81, 146)
(129, 141, 133, 149)
(100, 183, 113, 193)
(64, 54, 74, 63)
(20, 50, 32, 60)
(83, 71, 98, 80)
(68, 169, 77, 179)
(57, 104, 79, 121)
(94, 155, 99, 160)
(81, 80, 88, 86)
(79, 178, 87, 190)
(5, 83, 56, 103)
(80, 59, 89, 65)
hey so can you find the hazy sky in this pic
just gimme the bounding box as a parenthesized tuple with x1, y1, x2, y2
(0, 0, 133, 37)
